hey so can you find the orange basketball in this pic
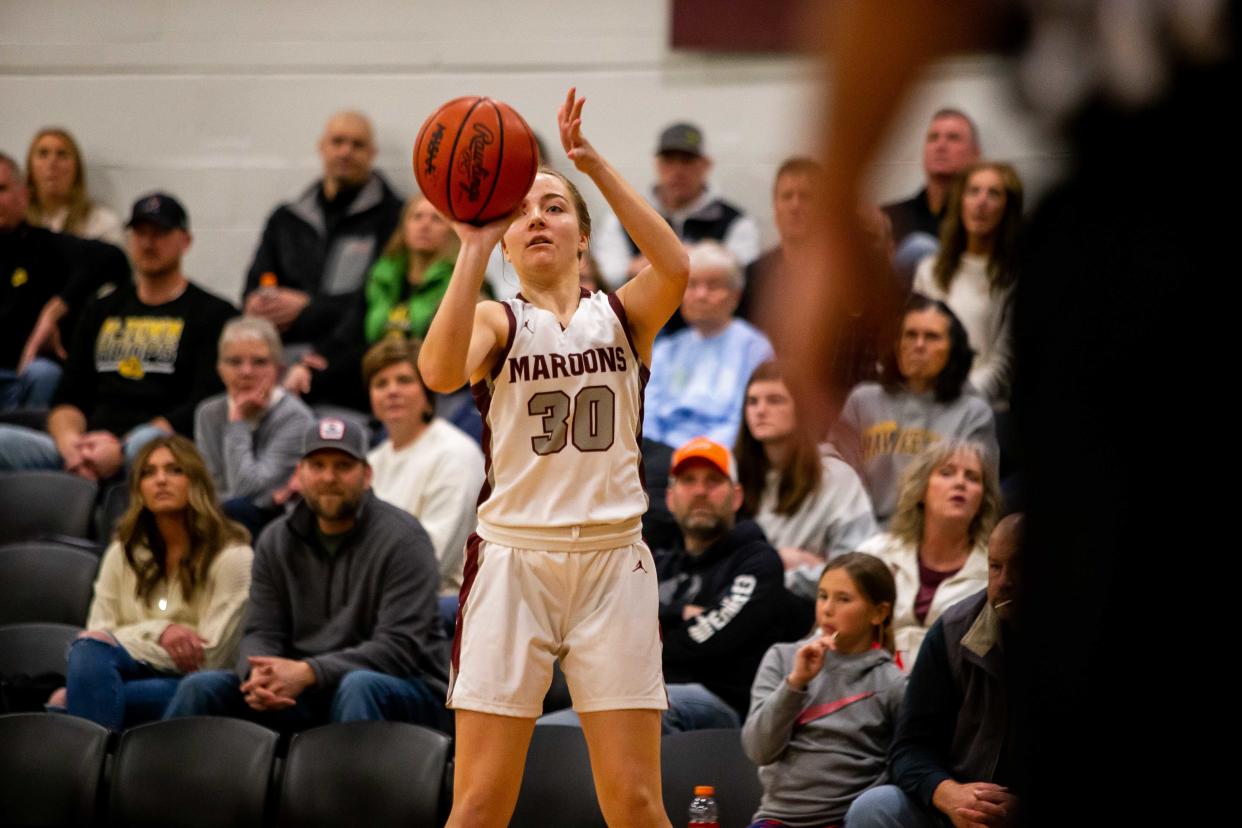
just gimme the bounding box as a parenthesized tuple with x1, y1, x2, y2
(412, 96, 540, 225)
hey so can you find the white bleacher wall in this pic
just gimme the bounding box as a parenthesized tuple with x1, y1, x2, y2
(0, 0, 1058, 303)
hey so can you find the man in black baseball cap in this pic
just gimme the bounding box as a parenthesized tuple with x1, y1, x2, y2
(0, 186, 236, 480)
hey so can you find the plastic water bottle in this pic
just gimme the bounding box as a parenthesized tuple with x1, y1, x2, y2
(687, 785, 720, 828)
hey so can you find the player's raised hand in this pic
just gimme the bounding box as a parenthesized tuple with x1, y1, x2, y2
(558, 87, 602, 176)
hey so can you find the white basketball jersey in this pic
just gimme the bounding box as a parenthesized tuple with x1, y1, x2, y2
(473, 288, 649, 549)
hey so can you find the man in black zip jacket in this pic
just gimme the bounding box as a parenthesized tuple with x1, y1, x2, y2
(653, 436, 785, 732)
(164, 417, 450, 731)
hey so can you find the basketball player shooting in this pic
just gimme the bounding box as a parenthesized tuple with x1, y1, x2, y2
(419, 88, 689, 828)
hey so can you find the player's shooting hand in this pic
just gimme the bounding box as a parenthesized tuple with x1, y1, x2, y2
(558, 87, 601, 176)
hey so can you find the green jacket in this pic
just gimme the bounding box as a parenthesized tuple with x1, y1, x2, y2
(363, 251, 455, 343)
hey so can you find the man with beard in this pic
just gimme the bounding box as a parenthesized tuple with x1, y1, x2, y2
(164, 417, 450, 730)
(846, 513, 1024, 828)
(650, 437, 785, 731)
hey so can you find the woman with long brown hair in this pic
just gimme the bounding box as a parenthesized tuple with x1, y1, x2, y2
(913, 161, 1023, 405)
(736, 360, 876, 600)
(47, 435, 252, 730)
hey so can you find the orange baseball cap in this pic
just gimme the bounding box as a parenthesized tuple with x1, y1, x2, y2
(670, 436, 738, 483)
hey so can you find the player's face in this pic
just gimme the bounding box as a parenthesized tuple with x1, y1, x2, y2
(656, 151, 711, 210)
(369, 361, 430, 429)
(922, 449, 985, 527)
(960, 167, 1007, 242)
(29, 133, 77, 201)
(128, 222, 190, 279)
(218, 337, 278, 399)
(503, 173, 585, 278)
(298, 450, 370, 523)
(817, 567, 888, 655)
(138, 446, 191, 515)
(923, 114, 978, 179)
(744, 379, 797, 444)
(667, 460, 741, 542)
(681, 263, 740, 331)
(318, 114, 376, 187)
(897, 308, 951, 386)
(0, 163, 30, 230)
(772, 172, 817, 244)
(403, 197, 452, 255)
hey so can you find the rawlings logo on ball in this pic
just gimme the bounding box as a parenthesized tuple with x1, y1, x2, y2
(424, 123, 446, 176)
(457, 123, 495, 202)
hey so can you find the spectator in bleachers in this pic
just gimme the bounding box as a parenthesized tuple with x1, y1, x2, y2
(163, 417, 450, 730)
(363, 337, 483, 597)
(882, 109, 981, 283)
(242, 111, 403, 348)
(18, 129, 128, 385)
(736, 360, 876, 602)
(644, 241, 774, 449)
(830, 294, 996, 525)
(739, 157, 823, 324)
(846, 514, 1023, 827)
(195, 316, 314, 537)
(0, 192, 236, 477)
(593, 121, 759, 294)
(25, 128, 123, 244)
(742, 552, 905, 828)
(282, 194, 458, 411)
(46, 435, 252, 731)
(913, 162, 1023, 406)
(856, 439, 1000, 670)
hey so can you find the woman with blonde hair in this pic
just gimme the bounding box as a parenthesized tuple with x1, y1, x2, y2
(47, 435, 252, 730)
(25, 127, 123, 243)
(857, 438, 1000, 669)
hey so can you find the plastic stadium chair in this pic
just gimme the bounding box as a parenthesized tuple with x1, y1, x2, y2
(109, 717, 278, 828)
(94, 480, 130, 544)
(661, 728, 764, 828)
(510, 725, 606, 828)
(0, 470, 97, 544)
(0, 542, 99, 626)
(0, 712, 109, 826)
(0, 623, 81, 713)
(278, 720, 452, 827)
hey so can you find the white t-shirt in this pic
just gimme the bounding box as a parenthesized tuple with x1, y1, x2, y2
(368, 418, 484, 593)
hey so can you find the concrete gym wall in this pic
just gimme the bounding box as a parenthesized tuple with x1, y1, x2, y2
(0, 0, 1055, 302)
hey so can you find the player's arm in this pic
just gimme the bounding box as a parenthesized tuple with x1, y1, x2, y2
(556, 88, 689, 365)
(419, 217, 512, 392)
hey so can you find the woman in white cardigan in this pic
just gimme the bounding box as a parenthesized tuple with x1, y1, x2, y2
(913, 161, 1024, 405)
(48, 436, 252, 730)
(857, 439, 1001, 670)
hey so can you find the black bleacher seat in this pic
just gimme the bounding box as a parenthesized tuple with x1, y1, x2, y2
(510, 725, 606, 828)
(0, 470, 98, 544)
(0, 712, 110, 826)
(0, 542, 99, 626)
(278, 720, 452, 828)
(108, 717, 278, 828)
(0, 623, 80, 713)
(660, 728, 764, 828)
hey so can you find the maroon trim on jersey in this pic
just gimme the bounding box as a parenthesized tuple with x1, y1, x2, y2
(514, 287, 590, 303)
(452, 532, 485, 673)
(471, 379, 495, 508)
(794, 691, 876, 727)
(489, 302, 519, 381)
(636, 362, 651, 492)
(606, 292, 645, 368)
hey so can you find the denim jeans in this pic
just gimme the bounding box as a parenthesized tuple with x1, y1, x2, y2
(163, 668, 448, 731)
(0, 421, 169, 471)
(63, 637, 182, 731)
(844, 785, 949, 828)
(0, 357, 62, 411)
(537, 682, 739, 734)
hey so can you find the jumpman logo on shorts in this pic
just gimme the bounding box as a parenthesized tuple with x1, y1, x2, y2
(632, 560, 647, 573)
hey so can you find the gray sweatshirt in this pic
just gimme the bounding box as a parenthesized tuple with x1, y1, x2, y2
(830, 383, 997, 525)
(194, 390, 315, 507)
(237, 491, 450, 693)
(741, 639, 906, 827)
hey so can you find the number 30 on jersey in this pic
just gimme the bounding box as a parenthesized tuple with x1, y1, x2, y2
(528, 385, 615, 455)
